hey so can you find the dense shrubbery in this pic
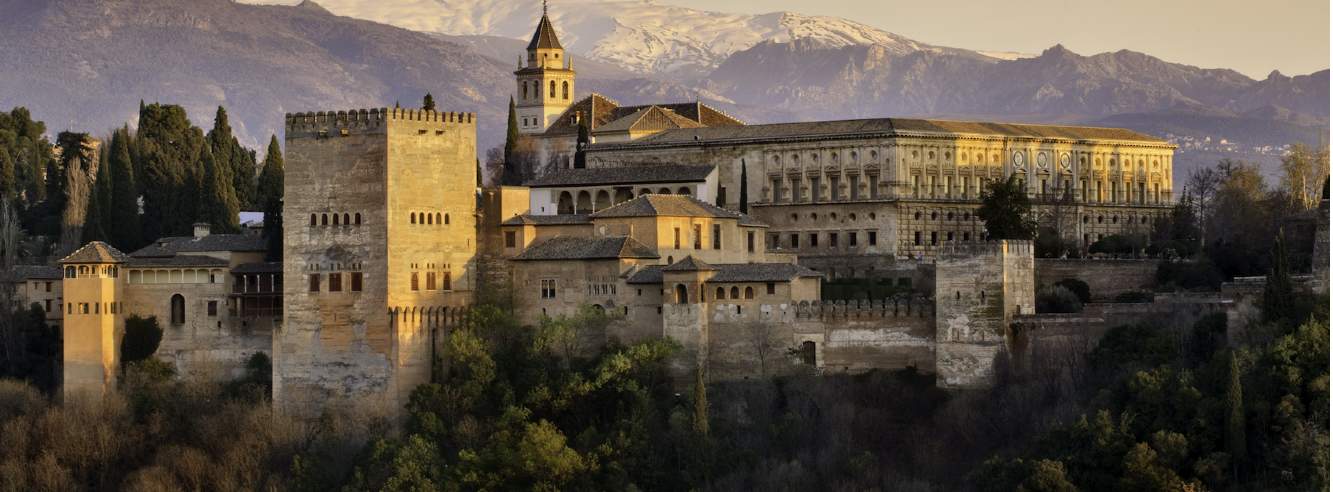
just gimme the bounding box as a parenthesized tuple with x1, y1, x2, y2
(1036, 285, 1083, 313)
(1054, 278, 1091, 304)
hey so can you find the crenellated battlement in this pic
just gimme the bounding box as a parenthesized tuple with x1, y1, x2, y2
(285, 108, 477, 138)
(937, 239, 1033, 259)
(792, 297, 935, 320)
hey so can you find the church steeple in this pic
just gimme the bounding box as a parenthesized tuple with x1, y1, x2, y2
(515, 1, 575, 134)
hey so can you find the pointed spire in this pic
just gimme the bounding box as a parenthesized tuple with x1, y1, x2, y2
(527, 2, 563, 51)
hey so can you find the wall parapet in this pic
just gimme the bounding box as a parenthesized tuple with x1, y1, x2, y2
(285, 108, 477, 136)
(792, 298, 934, 320)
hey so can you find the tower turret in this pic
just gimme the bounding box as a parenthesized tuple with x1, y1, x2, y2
(515, 1, 575, 134)
(59, 241, 128, 400)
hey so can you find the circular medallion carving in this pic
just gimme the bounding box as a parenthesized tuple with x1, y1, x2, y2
(1036, 152, 1048, 168)
(1011, 151, 1025, 169)
(1060, 153, 1071, 169)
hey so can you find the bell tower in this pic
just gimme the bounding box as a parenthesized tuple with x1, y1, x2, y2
(515, 1, 575, 135)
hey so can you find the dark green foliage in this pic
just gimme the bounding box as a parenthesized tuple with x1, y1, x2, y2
(198, 145, 240, 232)
(120, 315, 163, 367)
(0, 304, 60, 394)
(107, 127, 142, 251)
(422, 92, 435, 111)
(573, 116, 589, 169)
(502, 97, 520, 185)
(821, 277, 911, 301)
(1155, 260, 1224, 291)
(1224, 351, 1246, 470)
(1054, 278, 1091, 304)
(0, 148, 14, 199)
(1034, 226, 1078, 258)
(978, 174, 1037, 240)
(1036, 285, 1082, 313)
(1262, 231, 1293, 323)
(257, 135, 284, 261)
(1088, 324, 1177, 375)
(1089, 234, 1146, 256)
(137, 103, 207, 242)
(80, 147, 112, 245)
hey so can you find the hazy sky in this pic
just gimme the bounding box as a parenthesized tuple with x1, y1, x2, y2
(668, 0, 1329, 78)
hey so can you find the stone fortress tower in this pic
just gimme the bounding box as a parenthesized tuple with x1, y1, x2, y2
(276, 108, 478, 416)
(515, 1, 575, 134)
(58, 242, 127, 400)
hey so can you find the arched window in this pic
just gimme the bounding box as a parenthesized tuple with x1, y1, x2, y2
(310, 214, 317, 226)
(562, 81, 569, 99)
(65, 267, 75, 278)
(549, 80, 556, 98)
(170, 294, 185, 325)
(730, 286, 740, 299)
(557, 192, 575, 214)
(410, 213, 417, 224)
(343, 213, 350, 225)
(79, 266, 88, 275)
(576, 191, 592, 213)
(426, 214, 433, 225)
(715, 287, 725, 300)
(355, 213, 362, 225)
(333, 214, 339, 226)
(675, 284, 689, 304)
(522, 82, 528, 99)
(321, 214, 328, 226)
(677, 187, 691, 195)
(658, 187, 671, 194)
(744, 286, 754, 299)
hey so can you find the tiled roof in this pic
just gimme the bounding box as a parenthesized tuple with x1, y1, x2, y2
(662, 255, 717, 272)
(596, 106, 704, 134)
(512, 236, 659, 261)
(232, 262, 282, 274)
(527, 13, 563, 50)
(126, 255, 230, 267)
(624, 265, 664, 284)
(542, 96, 742, 137)
(130, 234, 267, 258)
(626, 262, 822, 283)
(706, 263, 823, 283)
(524, 165, 714, 187)
(60, 241, 129, 264)
(12, 265, 60, 280)
(598, 117, 1167, 148)
(591, 194, 764, 227)
(501, 214, 593, 226)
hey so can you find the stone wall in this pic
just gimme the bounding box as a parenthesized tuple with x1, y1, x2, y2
(1035, 259, 1157, 301)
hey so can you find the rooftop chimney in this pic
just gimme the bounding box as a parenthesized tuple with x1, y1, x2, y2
(193, 222, 211, 239)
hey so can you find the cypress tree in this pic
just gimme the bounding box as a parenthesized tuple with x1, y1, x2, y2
(81, 149, 112, 244)
(574, 117, 589, 169)
(1262, 230, 1293, 322)
(199, 145, 239, 233)
(502, 97, 522, 185)
(0, 149, 14, 199)
(257, 136, 284, 261)
(1225, 351, 1246, 478)
(693, 366, 709, 436)
(423, 92, 436, 111)
(738, 159, 748, 214)
(138, 103, 207, 239)
(108, 127, 141, 251)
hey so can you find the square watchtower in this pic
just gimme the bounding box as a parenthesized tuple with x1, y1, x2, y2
(277, 108, 478, 417)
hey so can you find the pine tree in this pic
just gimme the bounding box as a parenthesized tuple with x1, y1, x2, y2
(107, 127, 141, 251)
(738, 159, 748, 213)
(199, 145, 239, 233)
(1262, 230, 1293, 322)
(423, 93, 436, 111)
(257, 136, 284, 261)
(1225, 351, 1247, 479)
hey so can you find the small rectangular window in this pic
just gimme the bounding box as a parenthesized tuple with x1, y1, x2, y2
(849, 232, 858, 247)
(674, 228, 681, 249)
(718, 187, 727, 207)
(45, 282, 51, 292)
(712, 224, 722, 250)
(540, 279, 557, 299)
(309, 274, 320, 292)
(44, 300, 51, 312)
(766, 283, 776, 295)
(207, 301, 218, 317)
(868, 231, 878, 246)
(790, 233, 799, 248)
(504, 231, 517, 248)
(693, 224, 702, 250)
(809, 233, 818, 247)
(411, 272, 419, 291)
(914, 231, 922, 246)
(426, 272, 436, 291)
(829, 232, 838, 248)
(351, 272, 363, 292)
(329, 273, 343, 292)
(747, 231, 755, 253)
(441, 272, 451, 291)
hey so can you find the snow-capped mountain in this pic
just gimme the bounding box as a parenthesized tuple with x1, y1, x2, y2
(239, 0, 1014, 77)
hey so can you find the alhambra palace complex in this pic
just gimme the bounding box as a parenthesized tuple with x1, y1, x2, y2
(40, 8, 1323, 416)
